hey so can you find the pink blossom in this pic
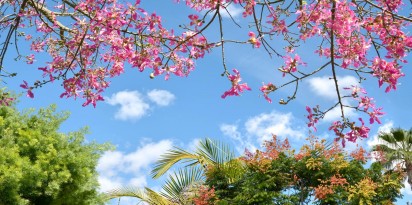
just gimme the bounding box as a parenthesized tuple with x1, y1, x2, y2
(280, 54, 306, 77)
(248, 32, 261, 48)
(20, 81, 34, 98)
(221, 69, 251, 98)
(369, 107, 384, 124)
(259, 83, 276, 103)
(25, 35, 32, 40)
(306, 106, 318, 132)
(26, 54, 35, 64)
(358, 96, 373, 111)
(188, 14, 202, 27)
(371, 57, 404, 92)
(344, 85, 367, 98)
(346, 118, 370, 143)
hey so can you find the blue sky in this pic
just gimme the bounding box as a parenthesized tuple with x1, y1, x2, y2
(3, 1, 412, 204)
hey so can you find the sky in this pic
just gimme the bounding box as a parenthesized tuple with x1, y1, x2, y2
(2, 0, 412, 204)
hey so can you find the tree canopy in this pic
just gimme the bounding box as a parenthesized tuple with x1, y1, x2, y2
(0, 102, 111, 205)
(0, 0, 411, 145)
(106, 135, 406, 205)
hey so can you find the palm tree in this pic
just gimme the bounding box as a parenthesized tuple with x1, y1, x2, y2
(372, 128, 412, 187)
(103, 138, 245, 204)
(151, 138, 245, 182)
(104, 166, 204, 205)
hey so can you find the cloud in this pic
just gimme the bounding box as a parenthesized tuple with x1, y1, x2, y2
(401, 180, 412, 196)
(220, 4, 243, 18)
(106, 89, 175, 121)
(147, 89, 176, 106)
(220, 110, 305, 153)
(308, 75, 359, 100)
(307, 75, 361, 122)
(97, 140, 173, 192)
(322, 105, 357, 122)
(220, 124, 256, 153)
(367, 121, 394, 148)
(106, 91, 150, 120)
(245, 111, 305, 142)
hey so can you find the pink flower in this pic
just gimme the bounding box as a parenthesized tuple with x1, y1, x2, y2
(248, 32, 261, 48)
(306, 106, 318, 131)
(329, 121, 345, 147)
(259, 83, 276, 103)
(26, 54, 35, 64)
(188, 14, 202, 27)
(344, 85, 366, 98)
(25, 34, 32, 40)
(371, 58, 404, 92)
(358, 96, 373, 111)
(221, 69, 251, 98)
(280, 54, 306, 77)
(346, 118, 370, 143)
(20, 81, 34, 98)
(369, 107, 384, 124)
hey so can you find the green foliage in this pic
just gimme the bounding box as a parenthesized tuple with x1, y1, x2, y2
(0, 104, 111, 205)
(205, 137, 404, 205)
(106, 136, 405, 205)
(373, 128, 412, 186)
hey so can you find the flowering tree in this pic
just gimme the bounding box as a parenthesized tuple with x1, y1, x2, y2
(0, 0, 411, 145)
(105, 136, 405, 204)
(206, 135, 404, 204)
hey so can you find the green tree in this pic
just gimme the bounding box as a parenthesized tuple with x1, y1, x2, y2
(106, 136, 405, 205)
(207, 136, 404, 205)
(0, 104, 110, 205)
(373, 128, 412, 187)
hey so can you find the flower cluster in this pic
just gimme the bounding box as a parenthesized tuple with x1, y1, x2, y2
(280, 54, 306, 77)
(221, 69, 251, 98)
(371, 58, 404, 93)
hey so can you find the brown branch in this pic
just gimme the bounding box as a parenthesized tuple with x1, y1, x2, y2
(27, 0, 74, 33)
(330, 1, 345, 120)
(363, 0, 412, 22)
(0, 0, 29, 72)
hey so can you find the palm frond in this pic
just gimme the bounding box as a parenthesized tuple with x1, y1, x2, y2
(151, 138, 237, 179)
(103, 186, 172, 205)
(196, 138, 235, 166)
(146, 187, 175, 205)
(161, 166, 205, 203)
(392, 128, 405, 142)
(151, 147, 203, 179)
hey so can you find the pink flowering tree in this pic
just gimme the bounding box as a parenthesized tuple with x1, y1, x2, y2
(0, 0, 411, 146)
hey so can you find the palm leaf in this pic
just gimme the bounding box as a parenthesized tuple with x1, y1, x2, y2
(151, 147, 206, 179)
(161, 166, 205, 203)
(196, 138, 235, 166)
(103, 186, 173, 205)
(151, 138, 237, 179)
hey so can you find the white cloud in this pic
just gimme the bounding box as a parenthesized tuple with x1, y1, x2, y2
(106, 89, 176, 121)
(187, 138, 201, 152)
(123, 140, 173, 173)
(401, 180, 412, 196)
(220, 124, 242, 142)
(245, 111, 305, 143)
(308, 75, 359, 100)
(367, 121, 394, 148)
(97, 140, 173, 192)
(98, 176, 123, 192)
(147, 89, 176, 106)
(220, 124, 257, 153)
(220, 4, 243, 18)
(220, 110, 305, 153)
(323, 105, 357, 122)
(106, 91, 150, 120)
